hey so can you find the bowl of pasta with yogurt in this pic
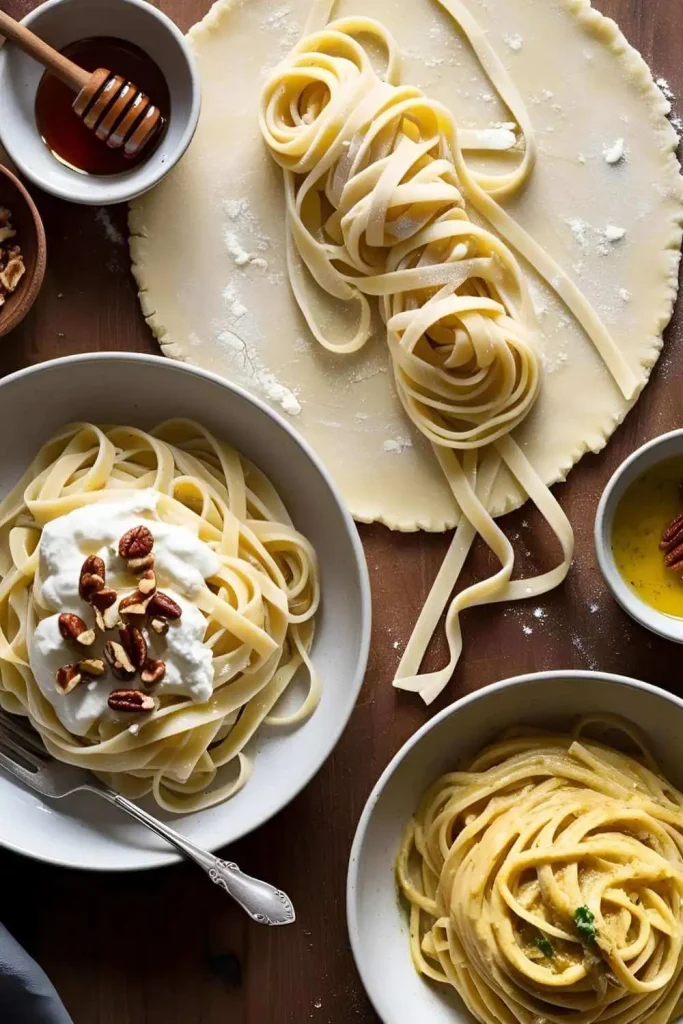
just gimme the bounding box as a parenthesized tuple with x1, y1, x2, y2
(348, 670, 683, 1024)
(0, 353, 370, 870)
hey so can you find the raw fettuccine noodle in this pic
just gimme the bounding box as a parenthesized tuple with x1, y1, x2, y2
(259, 2, 634, 703)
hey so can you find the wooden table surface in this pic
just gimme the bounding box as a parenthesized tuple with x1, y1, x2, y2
(0, 0, 681, 1021)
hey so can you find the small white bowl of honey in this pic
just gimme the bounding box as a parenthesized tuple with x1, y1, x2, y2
(595, 429, 683, 642)
(0, 0, 200, 205)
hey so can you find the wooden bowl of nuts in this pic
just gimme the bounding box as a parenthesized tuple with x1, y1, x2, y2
(0, 162, 46, 338)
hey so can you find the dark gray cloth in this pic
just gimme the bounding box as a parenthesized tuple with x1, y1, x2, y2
(0, 924, 72, 1024)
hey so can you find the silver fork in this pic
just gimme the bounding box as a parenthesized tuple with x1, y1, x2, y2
(0, 711, 295, 926)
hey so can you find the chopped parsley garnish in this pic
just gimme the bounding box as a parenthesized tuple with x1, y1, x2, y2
(534, 936, 554, 958)
(574, 906, 597, 942)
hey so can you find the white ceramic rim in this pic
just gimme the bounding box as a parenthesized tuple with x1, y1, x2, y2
(0, 0, 201, 205)
(0, 351, 372, 870)
(346, 669, 683, 1023)
(594, 429, 683, 643)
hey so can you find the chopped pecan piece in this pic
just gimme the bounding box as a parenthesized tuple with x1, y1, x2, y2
(147, 591, 182, 620)
(119, 624, 147, 671)
(55, 664, 81, 694)
(58, 613, 95, 647)
(91, 587, 117, 611)
(150, 616, 169, 636)
(140, 659, 166, 687)
(78, 658, 106, 678)
(127, 554, 155, 573)
(137, 568, 156, 595)
(118, 590, 151, 618)
(103, 640, 136, 680)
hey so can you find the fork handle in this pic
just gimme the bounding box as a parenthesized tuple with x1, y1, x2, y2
(96, 788, 295, 926)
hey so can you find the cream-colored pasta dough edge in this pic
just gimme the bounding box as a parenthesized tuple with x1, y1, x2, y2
(129, 0, 683, 532)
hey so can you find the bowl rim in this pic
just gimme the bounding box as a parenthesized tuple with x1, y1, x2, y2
(0, 163, 47, 338)
(0, 351, 372, 871)
(594, 428, 683, 643)
(346, 668, 683, 1023)
(0, 0, 201, 206)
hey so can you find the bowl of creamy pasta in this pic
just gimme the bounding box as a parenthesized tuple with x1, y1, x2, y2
(348, 670, 683, 1024)
(0, 353, 370, 869)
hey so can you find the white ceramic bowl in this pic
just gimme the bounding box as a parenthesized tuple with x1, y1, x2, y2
(0, 0, 200, 205)
(595, 429, 683, 642)
(347, 670, 683, 1024)
(0, 353, 370, 870)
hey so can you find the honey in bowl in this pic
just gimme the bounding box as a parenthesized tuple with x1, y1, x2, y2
(35, 37, 169, 176)
(611, 456, 683, 616)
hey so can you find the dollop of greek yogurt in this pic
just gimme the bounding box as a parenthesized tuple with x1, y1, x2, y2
(28, 490, 220, 737)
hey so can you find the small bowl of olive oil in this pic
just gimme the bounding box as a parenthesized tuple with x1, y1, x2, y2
(596, 430, 683, 642)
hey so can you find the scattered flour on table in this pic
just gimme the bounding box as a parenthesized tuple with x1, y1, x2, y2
(95, 207, 125, 246)
(656, 77, 675, 103)
(533, 607, 546, 620)
(655, 79, 683, 137)
(571, 634, 598, 669)
(522, 624, 533, 636)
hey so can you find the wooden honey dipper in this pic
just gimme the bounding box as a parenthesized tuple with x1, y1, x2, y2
(0, 10, 163, 159)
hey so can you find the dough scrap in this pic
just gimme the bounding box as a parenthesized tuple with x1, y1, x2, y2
(129, 0, 683, 532)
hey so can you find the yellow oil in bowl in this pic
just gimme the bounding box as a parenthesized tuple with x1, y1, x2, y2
(611, 456, 683, 617)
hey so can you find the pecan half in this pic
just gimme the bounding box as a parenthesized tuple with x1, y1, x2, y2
(665, 543, 683, 571)
(107, 689, 156, 712)
(661, 513, 683, 570)
(119, 624, 147, 671)
(661, 512, 683, 551)
(147, 591, 182, 620)
(58, 613, 96, 647)
(78, 658, 106, 678)
(118, 591, 151, 618)
(118, 526, 154, 561)
(138, 568, 157, 595)
(150, 616, 169, 636)
(55, 664, 81, 694)
(103, 640, 136, 680)
(79, 554, 106, 601)
(140, 659, 166, 687)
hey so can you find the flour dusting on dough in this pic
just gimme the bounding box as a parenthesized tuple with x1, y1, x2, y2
(383, 437, 413, 453)
(215, 329, 301, 416)
(603, 138, 626, 164)
(503, 33, 523, 51)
